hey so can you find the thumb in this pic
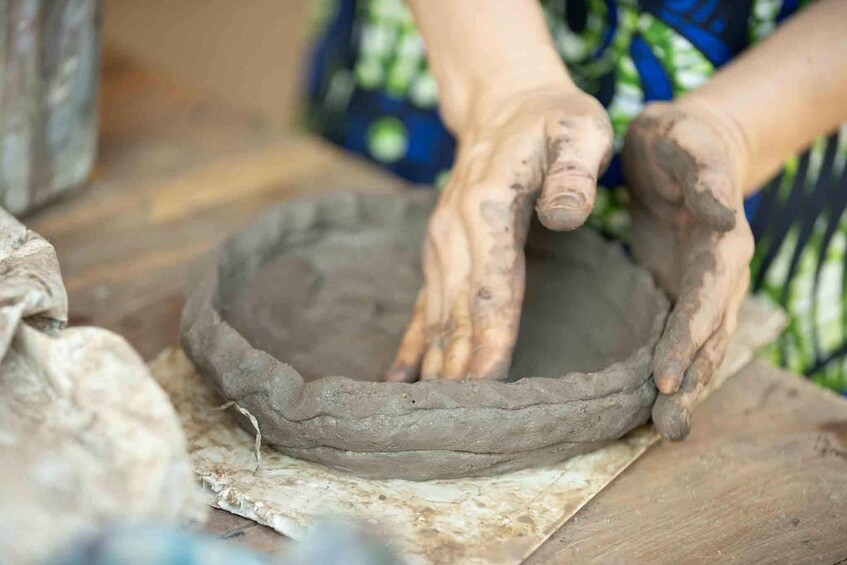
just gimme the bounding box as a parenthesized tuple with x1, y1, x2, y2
(536, 116, 613, 231)
(657, 117, 738, 232)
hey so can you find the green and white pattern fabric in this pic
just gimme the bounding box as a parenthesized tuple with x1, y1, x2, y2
(305, 0, 847, 392)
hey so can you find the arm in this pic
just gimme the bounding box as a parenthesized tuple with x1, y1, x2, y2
(623, 0, 847, 439)
(386, 1, 613, 382)
(682, 0, 847, 194)
(406, 0, 571, 132)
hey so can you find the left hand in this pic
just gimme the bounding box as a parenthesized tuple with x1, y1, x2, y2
(385, 82, 613, 382)
(622, 100, 754, 440)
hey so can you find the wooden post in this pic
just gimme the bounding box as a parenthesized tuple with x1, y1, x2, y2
(0, 0, 101, 215)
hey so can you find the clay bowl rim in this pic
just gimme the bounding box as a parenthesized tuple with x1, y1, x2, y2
(179, 190, 669, 472)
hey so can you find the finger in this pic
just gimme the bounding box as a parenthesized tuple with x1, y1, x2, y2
(652, 269, 748, 439)
(462, 190, 529, 381)
(419, 240, 446, 381)
(385, 291, 427, 382)
(700, 268, 748, 394)
(466, 326, 515, 381)
(441, 288, 473, 380)
(435, 202, 472, 381)
(657, 118, 737, 232)
(466, 275, 523, 381)
(653, 248, 731, 394)
(420, 337, 444, 381)
(536, 116, 613, 231)
(653, 299, 722, 395)
(421, 229, 446, 327)
(652, 323, 731, 440)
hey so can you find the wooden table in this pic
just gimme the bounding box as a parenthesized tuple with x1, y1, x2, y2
(28, 49, 847, 563)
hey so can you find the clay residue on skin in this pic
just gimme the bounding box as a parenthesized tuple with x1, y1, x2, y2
(648, 245, 724, 440)
(818, 420, 847, 449)
(653, 130, 736, 233)
(652, 251, 717, 372)
(622, 100, 760, 444)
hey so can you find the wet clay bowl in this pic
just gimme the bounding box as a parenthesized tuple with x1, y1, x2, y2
(180, 191, 669, 480)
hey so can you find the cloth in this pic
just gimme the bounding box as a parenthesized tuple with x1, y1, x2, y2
(304, 0, 847, 392)
(48, 522, 402, 565)
(0, 209, 206, 563)
(0, 207, 67, 357)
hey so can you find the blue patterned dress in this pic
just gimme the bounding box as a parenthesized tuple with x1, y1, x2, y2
(305, 0, 847, 393)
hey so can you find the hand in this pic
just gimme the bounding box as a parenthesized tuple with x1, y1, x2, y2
(622, 100, 753, 440)
(385, 83, 613, 382)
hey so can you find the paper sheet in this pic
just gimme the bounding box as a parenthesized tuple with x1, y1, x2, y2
(150, 296, 785, 565)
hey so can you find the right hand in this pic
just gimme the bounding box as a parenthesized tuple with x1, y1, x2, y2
(622, 100, 754, 439)
(385, 82, 613, 382)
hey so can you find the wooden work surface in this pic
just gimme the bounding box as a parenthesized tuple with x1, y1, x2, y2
(27, 49, 847, 564)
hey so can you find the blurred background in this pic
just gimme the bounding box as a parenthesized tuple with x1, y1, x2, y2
(106, 0, 312, 126)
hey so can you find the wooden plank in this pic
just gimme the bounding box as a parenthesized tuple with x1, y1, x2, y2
(528, 360, 847, 563)
(0, 0, 102, 215)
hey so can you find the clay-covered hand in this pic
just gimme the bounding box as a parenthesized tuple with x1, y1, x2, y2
(622, 101, 753, 440)
(386, 83, 612, 382)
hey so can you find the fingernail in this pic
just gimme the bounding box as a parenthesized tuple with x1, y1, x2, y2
(545, 191, 586, 210)
(385, 366, 412, 382)
(655, 360, 684, 394)
(537, 192, 589, 231)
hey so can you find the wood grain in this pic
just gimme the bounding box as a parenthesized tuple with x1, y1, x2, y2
(26, 48, 847, 562)
(528, 361, 847, 563)
(28, 47, 404, 359)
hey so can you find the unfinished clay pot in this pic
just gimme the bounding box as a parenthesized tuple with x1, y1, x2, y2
(180, 191, 669, 480)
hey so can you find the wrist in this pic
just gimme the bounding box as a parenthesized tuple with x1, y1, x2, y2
(436, 53, 574, 133)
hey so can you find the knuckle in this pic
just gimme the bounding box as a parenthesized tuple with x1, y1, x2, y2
(459, 181, 504, 215)
(474, 285, 495, 301)
(463, 181, 493, 198)
(476, 328, 516, 353)
(447, 311, 472, 334)
(447, 327, 473, 346)
(642, 101, 672, 119)
(458, 185, 485, 218)
(630, 102, 671, 132)
(547, 158, 590, 177)
(423, 323, 445, 345)
(589, 116, 614, 146)
(720, 223, 754, 267)
(578, 112, 613, 139)
(450, 327, 473, 342)
(736, 224, 755, 262)
(551, 112, 578, 130)
(695, 305, 723, 340)
(574, 95, 609, 123)
(427, 206, 456, 241)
